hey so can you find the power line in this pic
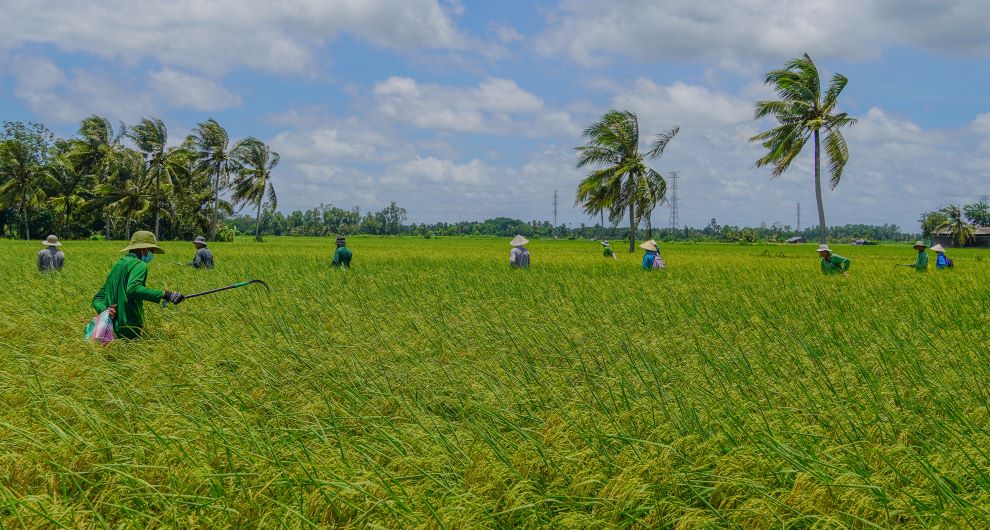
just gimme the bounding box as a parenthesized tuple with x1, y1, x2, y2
(553, 189, 558, 227)
(668, 171, 679, 229)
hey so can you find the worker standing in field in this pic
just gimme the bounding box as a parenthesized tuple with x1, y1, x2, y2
(601, 240, 617, 260)
(188, 236, 215, 269)
(38, 234, 65, 272)
(509, 235, 530, 269)
(92, 231, 185, 339)
(332, 236, 352, 269)
(817, 244, 850, 275)
(931, 244, 953, 269)
(640, 240, 665, 270)
(898, 241, 929, 272)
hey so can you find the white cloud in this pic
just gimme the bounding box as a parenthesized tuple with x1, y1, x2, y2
(268, 123, 400, 163)
(0, 0, 471, 75)
(371, 76, 580, 137)
(386, 157, 491, 186)
(535, 0, 990, 66)
(148, 69, 242, 111)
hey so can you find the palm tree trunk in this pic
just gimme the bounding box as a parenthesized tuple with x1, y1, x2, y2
(254, 201, 262, 242)
(210, 173, 220, 241)
(628, 201, 636, 252)
(105, 212, 111, 240)
(22, 192, 29, 240)
(125, 216, 131, 240)
(814, 129, 827, 244)
(154, 171, 160, 238)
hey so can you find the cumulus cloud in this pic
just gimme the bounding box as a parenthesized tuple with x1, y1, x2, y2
(0, 0, 471, 75)
(148, 69, 242, 111)
(372, 76, 579, 137)
(535, 0, 990, 66)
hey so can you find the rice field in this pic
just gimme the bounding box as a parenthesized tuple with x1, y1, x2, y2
(2, 236, 989, 528)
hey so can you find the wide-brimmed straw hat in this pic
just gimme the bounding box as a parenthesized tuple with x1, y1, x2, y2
(913, 241, 926, 249)
(41, 234, 62, 247)
(510, 235, 529, 247)
(639, 240, 658, 251)
(121, 230, 165, 254)
(600, 240, 609, 246)
(816, 244, 831, 253)
(192, 236, 207, 245)
(930, 244, 945, 252)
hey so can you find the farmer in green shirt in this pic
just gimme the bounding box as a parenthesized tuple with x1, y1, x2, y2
(817, 244, 850, 275)
(92, 231, 186, 339)
(332, 236, 352, 269)
(898, 241, 929, 272)
(601, 240, 617, 260)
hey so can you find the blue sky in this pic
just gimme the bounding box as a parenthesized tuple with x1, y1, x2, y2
(2, 0, 989, 230)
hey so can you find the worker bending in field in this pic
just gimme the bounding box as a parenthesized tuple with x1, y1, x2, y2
(601, 240, 617, 260)
(38, 234, 65, 272)
(188, 236, 214, 269)
(898, 241, 928, 272)
(817, 244, 850, 275)
(92, 231, 185, 339)
(640, 240, 665, 270)
(332, 236, 352, 269)
(931, 244, 953, 269)
(509, 235, 530, 269)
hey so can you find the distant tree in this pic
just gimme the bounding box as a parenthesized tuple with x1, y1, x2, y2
(751, 53, 856, 244)
(936, 205, 976, 247)
(127, 117, 188, 238)
(919, 209, 949, 238)
(69, 115, 124, 238)
(963, 200, 990, 227)
(0, 139, 52, 239)
(100, 150, 153, 240)
(232, 138, 279, 242)
(188, 119, 236, 241)
(46, 153, 87, 238)
(575, 109, 678, 252)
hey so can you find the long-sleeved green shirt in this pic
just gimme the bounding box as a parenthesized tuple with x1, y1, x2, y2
(821, 253, 851, 274)
(332, 246, 352, 268)
(92, 254, 165, 338)
(911, 251, 929, 271)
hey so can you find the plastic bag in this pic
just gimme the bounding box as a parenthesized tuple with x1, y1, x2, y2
(84, 309, 116, 345)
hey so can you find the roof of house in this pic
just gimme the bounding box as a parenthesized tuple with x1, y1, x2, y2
(786, 236, 806, 242)
(933, 226, 990, 236)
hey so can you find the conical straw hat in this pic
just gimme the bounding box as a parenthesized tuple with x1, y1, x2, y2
(930, 244, 945, 252)
(639, 240, 658, 251)
(510, 235, 529, 247)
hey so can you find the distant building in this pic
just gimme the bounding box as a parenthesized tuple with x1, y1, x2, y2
(786, 236, 807, 244)
(932, 227, 990, 248)
(852, 239, 877, 246)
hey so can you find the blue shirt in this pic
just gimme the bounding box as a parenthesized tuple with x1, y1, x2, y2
(642, 251, 657, 270)
(936, 253, 950, 269)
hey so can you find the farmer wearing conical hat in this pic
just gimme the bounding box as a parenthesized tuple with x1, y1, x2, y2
(898, 241, 929, 272)
(640, 240, 665, 270)
(601, 240, 617, 260)
(91, 231, 186, 339)
(817, 244, 850, 275)
(37, 234, 65, 272)
(332, 236, 352, 269)
(931, 243, 953, 269)
(188, 236, 215, 269)
(509, 235, 530, 269)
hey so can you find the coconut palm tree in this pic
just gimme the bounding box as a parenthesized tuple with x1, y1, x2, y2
(126, 117, 188, 238)
(70, 115, 125, 238)
(100, 150, 153, 240)
(46, 153, 88, 238)
(187, 119, 235, 241)
(937, 204, 976, 247)
(0, 139, 52, 239)
(750, 53, 856, 244)
(575, 110, 678, 252)
(232, 138, 279, 242)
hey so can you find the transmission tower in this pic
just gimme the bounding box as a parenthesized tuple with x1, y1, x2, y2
(797, 202, 801, 232)
(668, 172, 679, 229)
(553, 189, 558, 227)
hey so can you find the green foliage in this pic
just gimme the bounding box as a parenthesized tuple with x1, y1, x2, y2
(575, 109, 678, 252)
(2, 238, 989, 527)
(937, 204, 976, 246)
(919, 209, 950, 237)
(963, 200, 990, 227)
(751, 53, 856, 244)
(216, 222, 236, 242)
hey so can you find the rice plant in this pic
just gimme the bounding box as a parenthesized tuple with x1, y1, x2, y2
(1, 237, 988, 528)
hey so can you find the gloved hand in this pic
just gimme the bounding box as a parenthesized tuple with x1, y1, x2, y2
(163, 290, 185, 305)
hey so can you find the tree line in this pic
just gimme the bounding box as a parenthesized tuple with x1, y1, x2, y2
(0, 117, 278, 242)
